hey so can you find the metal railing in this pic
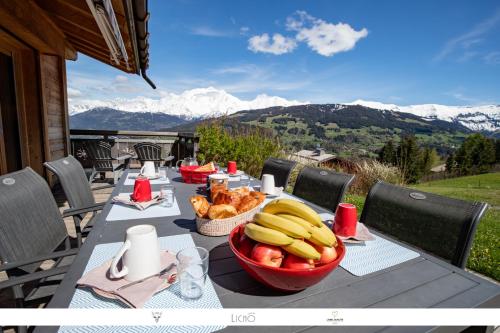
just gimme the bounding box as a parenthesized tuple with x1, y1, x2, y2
(69, 129, 199, 168)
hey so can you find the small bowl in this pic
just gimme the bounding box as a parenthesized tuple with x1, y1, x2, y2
(228, 224, 346, 292)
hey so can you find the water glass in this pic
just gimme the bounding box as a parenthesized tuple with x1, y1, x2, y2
(158, 166, 169, 182)
(160, 184, 175, 207)
(240, 175, 250, 189)
(176, 247, 209, 300)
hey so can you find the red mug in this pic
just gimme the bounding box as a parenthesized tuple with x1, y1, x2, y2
(227, 161, 237, 174)
(334, 203, 357, 237)
(132, 176, 152, 202)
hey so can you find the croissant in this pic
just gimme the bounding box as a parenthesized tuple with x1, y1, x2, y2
(189, 196, 210, 218)
(208, 204, 238, 219)
(237, 195, 259, 213)
(213, 190, 242, 208)
(249, 191, 266, 203)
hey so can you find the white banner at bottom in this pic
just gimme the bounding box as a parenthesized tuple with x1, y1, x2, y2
(0, 308, 499, 326)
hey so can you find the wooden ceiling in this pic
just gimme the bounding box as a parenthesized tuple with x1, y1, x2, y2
(35, 0, 138, 74)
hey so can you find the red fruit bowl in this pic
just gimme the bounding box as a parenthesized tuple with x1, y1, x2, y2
(179, 165, 217, 184)
(228, 224, 346, 292)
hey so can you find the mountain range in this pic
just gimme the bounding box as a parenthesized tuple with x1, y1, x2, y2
(69, 87, 500, 132)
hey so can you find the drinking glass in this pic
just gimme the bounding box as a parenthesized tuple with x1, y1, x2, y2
(160, 184, 175, 207)
(159, 166, 169, 182)
(176, 247, 209, 300)
(240, 175, 250, 189)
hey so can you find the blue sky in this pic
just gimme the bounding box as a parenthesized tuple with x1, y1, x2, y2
(67, 0, 500, 105)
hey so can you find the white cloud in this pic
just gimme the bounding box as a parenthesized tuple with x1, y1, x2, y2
(67, 87, 82, 98)
(248, 33, 297, 55)
(190, 26, 232, 37)
(240, 26, 250, 35)
(434, 9, 500, 62)
(114, 75, 128, 83)
(286, 11, 368, 57)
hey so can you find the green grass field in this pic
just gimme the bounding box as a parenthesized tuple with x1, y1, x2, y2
(344, 173, 500, 281)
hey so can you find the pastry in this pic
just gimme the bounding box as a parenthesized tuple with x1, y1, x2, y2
(189, 196, 210, 218)
(213, 190, 242, 208)
(249, 191, 266, 203)
(207, 204, 238, 219)
(237, 195, 259, 213)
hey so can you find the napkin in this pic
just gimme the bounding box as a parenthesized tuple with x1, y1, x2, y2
(336, 222, 375, 243)
(112, 194, 163, 211)
(77, 251, 177, 308)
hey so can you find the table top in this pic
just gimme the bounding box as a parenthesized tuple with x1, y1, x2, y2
(38, 170, 500, 333)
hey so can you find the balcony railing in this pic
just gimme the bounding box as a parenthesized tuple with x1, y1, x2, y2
(69, 129, 199, 168)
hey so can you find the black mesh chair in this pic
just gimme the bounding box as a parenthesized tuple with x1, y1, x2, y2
(260, 158, 297, 188)
(133, 142, 175, 168)
(360, 181, 488, 268)
(84, 141, 131, 183)
(0, 168, 82, 332)
(44, 155, 111, 246)
(293, 166, 355, 211)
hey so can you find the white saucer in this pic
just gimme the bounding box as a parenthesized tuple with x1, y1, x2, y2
(228, 170, 244, 177)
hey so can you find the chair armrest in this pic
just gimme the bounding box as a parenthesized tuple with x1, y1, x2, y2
(0, 248, 79, 272)
(62, 203, 105, 217)
(115, 154, 132, 161)
(91, 184, 115, 191)
(0, 266, 69, 291)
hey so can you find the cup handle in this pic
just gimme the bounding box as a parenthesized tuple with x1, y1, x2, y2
(139, 165, 145, 175)
(109, 240, 131, 279)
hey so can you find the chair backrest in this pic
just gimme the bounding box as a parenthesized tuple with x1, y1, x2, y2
(360, 181, 488, 268)
(293, 166, 354, 211)
(44, 155, 96, 209)
(260, 158, 297, 188)
(134, 142, 162, 166)
(0, 168, 68, 273)
(85, 141, 113, 170)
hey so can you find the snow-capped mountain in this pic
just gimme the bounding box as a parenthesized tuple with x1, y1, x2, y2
(349, 99, 500, 131)
(69, 87, 306, 119)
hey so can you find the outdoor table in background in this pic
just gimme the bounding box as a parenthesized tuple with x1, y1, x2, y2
(35, 170, 500, 333)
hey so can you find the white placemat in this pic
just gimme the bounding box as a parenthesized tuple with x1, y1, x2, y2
(106, 192, 181, 221)
(124, 173, 171, 186)
(59, 234, 224, 333)
(340, 234, 420, 276)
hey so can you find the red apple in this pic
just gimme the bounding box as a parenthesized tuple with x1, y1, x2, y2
(282, 254, 315, 269)
(238, 233, 255, 258)
(311, 244, 337, 265)
(251, 243, 283, 268)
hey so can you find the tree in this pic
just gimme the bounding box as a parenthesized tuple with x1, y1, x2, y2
(454, 133, 496, 175)
(420, 147, 438, 174)
(396, 135, 422, 183)
(445, 153, 456, 173)
(378, 140, 396, 165)
(496, 139, 500, 163)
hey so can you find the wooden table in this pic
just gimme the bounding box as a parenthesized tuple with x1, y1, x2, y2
(37, 170, 500, 333)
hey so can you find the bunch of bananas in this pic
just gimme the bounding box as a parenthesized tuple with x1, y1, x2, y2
(244, 199, 337, 260)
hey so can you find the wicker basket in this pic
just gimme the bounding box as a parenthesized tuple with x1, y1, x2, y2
(196, 203, 262, 236)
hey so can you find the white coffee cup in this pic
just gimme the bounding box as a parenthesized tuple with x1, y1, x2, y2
(261, 174, 276, 195)
(109, 225, 161, 281)
(140, 161, 156, 177)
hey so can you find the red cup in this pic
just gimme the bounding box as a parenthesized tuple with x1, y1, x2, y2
(334, 203, 357, 237)
(131, 176, 152, 202)
(227, 161, 237, 174)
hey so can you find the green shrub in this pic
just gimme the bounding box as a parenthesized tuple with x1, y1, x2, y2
(196, 121, 283, 178)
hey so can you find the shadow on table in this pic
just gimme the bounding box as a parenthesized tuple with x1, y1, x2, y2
(208, 242, 302, 297)
(173, 218, 197, 232)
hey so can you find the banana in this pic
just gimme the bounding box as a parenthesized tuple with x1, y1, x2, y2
(276, 213, 315, 233)
(309, 224, 337, 247)
(263, 199, 322, 227)
(282, 239, 321, 260)
(254, 213, 311, 239)
(244, 223, 294, 246)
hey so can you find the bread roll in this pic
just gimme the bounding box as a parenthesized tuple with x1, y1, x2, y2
(208, 204, 238, 219)
(189, 196, 210, 218)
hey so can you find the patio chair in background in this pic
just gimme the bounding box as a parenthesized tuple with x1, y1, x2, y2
(360, 181, 489, 268)
(260, 157, 297, 189)
(0, 168, 82, 332)
(133, 142, 174, 167)
(84, 141, 131, 183)
(44, 155, 112, 246)
(293, 166, 355, 211)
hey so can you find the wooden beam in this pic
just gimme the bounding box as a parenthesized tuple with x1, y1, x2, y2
(0, 0, 77, 60)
